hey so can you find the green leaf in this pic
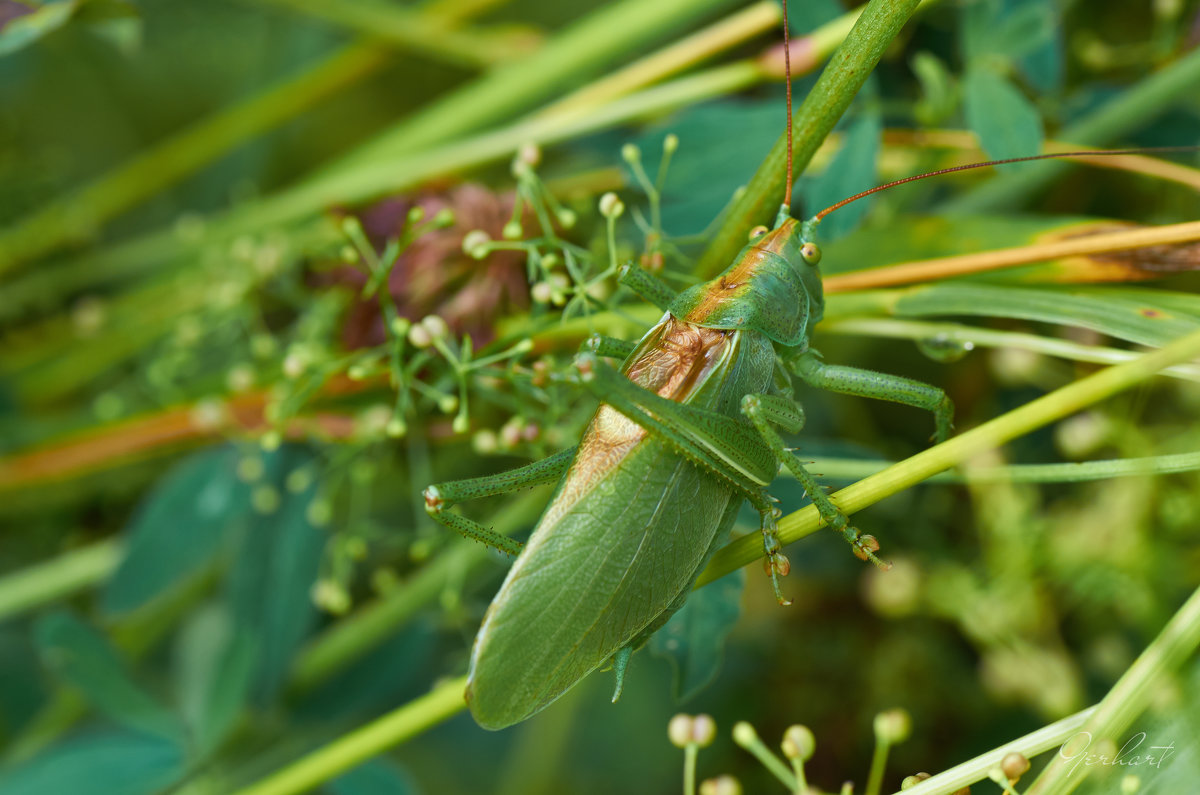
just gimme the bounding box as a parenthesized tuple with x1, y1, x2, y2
(0, 731, 183, 795)
(963, 65, 1044, 164)
(225, 444, 326, 702)
(829, 283, 1200, 347)
(649, 569, 745, 702)
(34, 611, 183, 742)
(327, 759, 419, 795)
(173, 603, 257, 754)
(103, 445, 251, 616)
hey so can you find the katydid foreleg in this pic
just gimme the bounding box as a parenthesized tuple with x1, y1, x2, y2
(423, 447, 576, 556)
(787, 350, 954, 442)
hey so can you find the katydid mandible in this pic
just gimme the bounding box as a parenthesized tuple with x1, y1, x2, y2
(423, 5, 954, 731)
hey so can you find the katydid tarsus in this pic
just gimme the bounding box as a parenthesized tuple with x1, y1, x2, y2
(421, 3, 960, 731)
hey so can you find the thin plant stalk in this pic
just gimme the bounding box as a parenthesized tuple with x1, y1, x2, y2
(694, 0, 924, 278)
(698, 325, 1200, 584)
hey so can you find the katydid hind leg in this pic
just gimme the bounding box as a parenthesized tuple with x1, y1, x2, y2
(423, 447, 575, 557)
(788, 350, 954, 443)
(741, 393, 890, 571)
(574, 354, 777, 493)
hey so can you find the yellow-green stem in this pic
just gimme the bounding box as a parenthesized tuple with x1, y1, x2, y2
(698, 325, 1200, 585)
(231, 675, 469, 795)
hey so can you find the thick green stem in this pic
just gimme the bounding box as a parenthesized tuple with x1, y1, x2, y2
(693, 0, 923, 278)
(897, 708, 1096, 795)
(698, 325, 1200, 585)
(1027, 583, 1200, 795)
(230, 675, 469, 795)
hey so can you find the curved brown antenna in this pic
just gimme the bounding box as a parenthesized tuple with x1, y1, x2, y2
(813, 146, 1200, 222)
(781, 0, 793, 209)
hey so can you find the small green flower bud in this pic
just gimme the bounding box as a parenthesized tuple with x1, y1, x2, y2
(663, 133, 679, 154)
(438, 394, 459, 415)
(698, 776, 741, 795)
(502, 220, 523, 240)
(621, 142, 641, 164)
(407, 323, 433, 348)
(311, 580, 351, 614)
(1000, 751, 1030, 782)
(781, 725, 815, 761)
(462, 229, 492, 259)
(340, 216, 363, 237)
(421, 314, 450, 341)
(286, 468, 313, 494)
(452, 414, 469, 434)
(874, 709, 912, 745)
(692, 714, 716, 747)
(731, 721, 758, 748)
(1121, 774, 1142, 794)
(252, 484, 281, 514)
(531, 281, 554, 303)
(237, 455, 265, 482)
(518, 142, 541, 168)
(407, 206, 426, 224)
(433, 207, 455, 227)
(668, 714, 693, 748)
(386, 417, 407, 438)
(390, 316, 411, 338)
(900, 773, 932, 789)
(599, 192, 624, 219)
(473, 429, 498, 454)
(306, 498, 332, 527)
(556, 208, 577, 228)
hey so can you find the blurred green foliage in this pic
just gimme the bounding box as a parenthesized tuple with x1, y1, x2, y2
(2, 0, 1200, 794)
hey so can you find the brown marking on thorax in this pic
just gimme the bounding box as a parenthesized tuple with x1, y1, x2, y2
(542, 318, 731, 525)
(681, 248, 773, 325)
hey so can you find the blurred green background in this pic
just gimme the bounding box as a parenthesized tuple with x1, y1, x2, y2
(2, 0, 1200, 793)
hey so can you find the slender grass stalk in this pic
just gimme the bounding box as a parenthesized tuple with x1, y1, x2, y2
(1027, 583, 1200, 794)
(804, 451, 1200, 485)
(821, 317, 1200, 381)
(0, 540, 121, 622)
(694, 0, 924, 278)
(698, 325, 1200, 585)
(536, 1, 780, 121)
(230, 675, 469, 795)
(246, 0, 529, 68)
(895, 708, 1096, 795)
(821, 220, 1200, 292)
(0, 42, 390, 275)
(324, 0, 742, 173)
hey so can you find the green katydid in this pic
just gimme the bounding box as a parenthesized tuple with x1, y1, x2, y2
(421, 7, 1196, 730)
(422, 5, 958, 731)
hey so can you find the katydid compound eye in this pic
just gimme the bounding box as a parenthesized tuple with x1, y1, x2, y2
(748, 225, 769, 240)
(800, 242, 821, 265)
